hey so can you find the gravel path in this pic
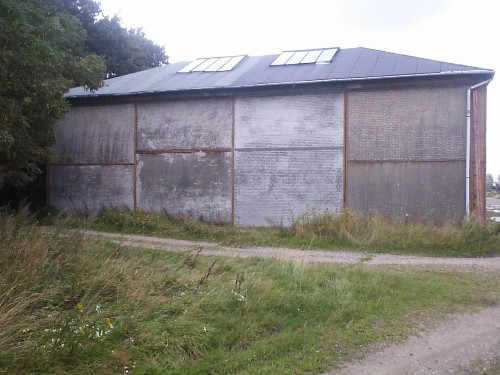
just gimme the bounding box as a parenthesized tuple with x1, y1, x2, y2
(82, 230, 500, 271)
(82, 230, 500, 374)
(326, 306, 500, 375)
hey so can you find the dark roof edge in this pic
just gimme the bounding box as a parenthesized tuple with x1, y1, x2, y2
(64, 69, 495, 100)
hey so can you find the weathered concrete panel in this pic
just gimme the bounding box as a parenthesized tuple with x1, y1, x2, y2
(137, 152, 232, 223)
(50, 165, 134, 212)
(53, 104, 135, 164)
(348, 87, 467, 161)
(346, 161, 466, 220)
(234, 150, 344, 226)
(235, 93, 344, 148)
(234, 93, 344, 226)
(137, 98, 233, 150)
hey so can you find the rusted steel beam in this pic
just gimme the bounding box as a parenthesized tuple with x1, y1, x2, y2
(136, 148, 232, 154)
(471, 86, 487, 224)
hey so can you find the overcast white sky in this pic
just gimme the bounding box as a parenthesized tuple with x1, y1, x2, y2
(98, 0, 499, 178)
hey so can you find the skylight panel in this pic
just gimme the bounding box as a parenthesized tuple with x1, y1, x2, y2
(271, 51, 294, 66)
(316, 48, 338, 64)
(178, 58, 206, 73)
(204, 57, 231, 71)
(301, 50, 322, 64)
(177, 55, 246, 73)
(286, 51, 308, 65)
(192, 58, 219, 72)
(270, 48, 339, 66)
(219, 55, 245, 71)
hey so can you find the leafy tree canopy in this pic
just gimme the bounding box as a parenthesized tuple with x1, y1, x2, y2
(44, 0, 169, 77)
(0, 0, 106, 187)
(0, 0, 168, 188)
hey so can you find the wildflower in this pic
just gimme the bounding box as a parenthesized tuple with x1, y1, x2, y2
(105, 317, 113, 328)
(96, 303, 102, 314)
(76, 303, 84, 311)
(231, 290, 245, 301)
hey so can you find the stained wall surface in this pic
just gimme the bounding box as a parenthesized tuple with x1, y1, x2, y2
(52, 104, 135, 164)
(50, 104, 135, 212)
(347, 162, 466, 219)
(137, 152, 232, 222)
(234, 93, 344, 226)
(135, 98, 233, 222)
(346, 86, 468, 219)
(50, 165, 134, 211)
(137, 99, 233, 150)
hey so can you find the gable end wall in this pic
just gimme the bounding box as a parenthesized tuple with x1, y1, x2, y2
(50, 81, 475, 224)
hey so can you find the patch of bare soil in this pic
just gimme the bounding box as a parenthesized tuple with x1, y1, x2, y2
(325, 306, 500, 375)
(82, 230, 500, 374)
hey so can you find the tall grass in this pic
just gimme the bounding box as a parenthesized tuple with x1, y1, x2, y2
(84, 209, 500, 257)
(1, 208, 499, 374)
(0, 207, 81, 355)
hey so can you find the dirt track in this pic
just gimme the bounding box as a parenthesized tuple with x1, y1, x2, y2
(82, 230, 500, 271)
(326, 305, 500, 375)
(82, 230, 500, 375)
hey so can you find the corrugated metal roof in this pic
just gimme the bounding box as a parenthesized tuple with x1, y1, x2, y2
(65, 47, 494, 98)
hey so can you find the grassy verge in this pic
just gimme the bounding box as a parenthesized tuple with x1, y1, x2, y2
(68, 209, 500, 257)
(1, 209, 499, 374)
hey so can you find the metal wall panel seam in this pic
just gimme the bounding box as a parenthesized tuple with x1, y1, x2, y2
(136, 148, 233, 154)
(232, 96, 236, 225)
(343, 89, 348, 212)
(348, 158, 466, 164)
(49, 162, 136, 166)
(234, 146, 343, 152)
(134, 103, 138, 210)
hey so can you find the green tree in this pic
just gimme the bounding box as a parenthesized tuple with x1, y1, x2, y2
(486, 173, 494, 192)
(0, 0, 167, 189)
(44, 0, 168, 78)
(87, 16, 168, 78)
(0, 0, 106, 188)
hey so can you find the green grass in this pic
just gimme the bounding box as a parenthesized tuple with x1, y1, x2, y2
(1, 208, 499, 374)
(68, 209, 500, 257)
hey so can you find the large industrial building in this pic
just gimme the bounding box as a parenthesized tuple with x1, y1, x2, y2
(50, 47, 494, 225)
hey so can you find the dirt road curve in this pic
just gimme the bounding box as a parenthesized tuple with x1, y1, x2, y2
(83, 230, 500, 375)
(82, 230, 500, 271)
(326, 305, 500, 375)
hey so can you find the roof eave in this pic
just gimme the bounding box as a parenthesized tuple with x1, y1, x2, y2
(64, 69, 495, 100)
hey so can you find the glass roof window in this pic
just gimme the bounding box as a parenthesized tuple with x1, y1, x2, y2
(270, 48, 339, 66)
(177, 55, 246, 73)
